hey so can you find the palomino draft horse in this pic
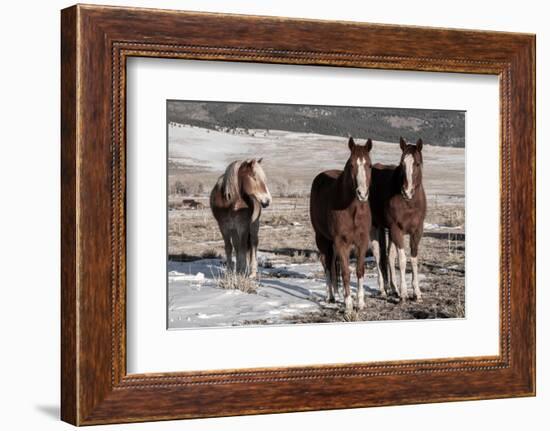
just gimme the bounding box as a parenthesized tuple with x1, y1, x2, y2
(310, 137, 373, 314)
(370, 137, 427, 301)
(210, 159, 272, 277)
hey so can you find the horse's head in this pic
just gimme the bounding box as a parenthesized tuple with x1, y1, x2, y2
(239, 159, 272, 208)
(399, 137, 424, 200)
(346, 137, 373, 202)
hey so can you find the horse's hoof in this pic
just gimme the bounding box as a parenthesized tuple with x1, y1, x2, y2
(357, 300, 366, 310)
(412, 294, 423, 303)
(379, 290, 387, 299)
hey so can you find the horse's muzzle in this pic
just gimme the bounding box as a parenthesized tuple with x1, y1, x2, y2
(356, 190, 369, 202)
(401, 188, 414, 200)
(261, 199, 271, 208)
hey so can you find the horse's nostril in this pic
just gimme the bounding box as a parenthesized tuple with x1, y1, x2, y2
(357, 190, 368, 201)
(401, 188, 413, 200)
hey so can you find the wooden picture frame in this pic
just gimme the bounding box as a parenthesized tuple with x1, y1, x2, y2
(61, 4, 535, 425)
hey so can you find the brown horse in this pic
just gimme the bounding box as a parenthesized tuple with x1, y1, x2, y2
(310, 137, 373, 314)
(210, 159, 272, 277)
(370, 137, 427, 301)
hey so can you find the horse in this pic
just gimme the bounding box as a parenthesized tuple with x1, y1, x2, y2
(370, 137, 427, 301)
(310, 137, 373, 314)
(210, 159, 272, 277)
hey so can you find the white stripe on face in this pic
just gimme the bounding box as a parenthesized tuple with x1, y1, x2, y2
(403, 154, 414, 199)
(356, 157, 368, 201)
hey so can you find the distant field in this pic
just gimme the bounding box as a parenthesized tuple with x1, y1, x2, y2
(167, 125, 465, 328)
(168, 124, 465, 197)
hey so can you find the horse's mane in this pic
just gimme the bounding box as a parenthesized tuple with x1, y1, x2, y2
(215, 160, 266, 222)
(220, 160, 243, 204)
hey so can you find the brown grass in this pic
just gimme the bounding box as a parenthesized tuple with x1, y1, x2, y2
(201, 248, 221, 259)
(216, 271, 258, 294)
(290, 251, 317, 264)
(343, 310, 362, 322)
(426, 203, 465, 228)
(264, 214, 291, 226)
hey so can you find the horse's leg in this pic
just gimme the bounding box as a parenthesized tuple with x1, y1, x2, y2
(388, 240, 398, 296)
(410, 227, 424, 302)
(320, 253, 332, 302)
(355, 241, 368, 310)
(248, 219, 260, 278)
(335, 240, 352, 314)
(389, 225, 407, 300)
(315, 233, 335, 303)
(233, 230, 248, 275)
(380, 228, 389, 287)
(247, 244, 257, 278)
(330, 244, 339, 299)
(370, 226, 387, 298)
(223, 232, 233, 272)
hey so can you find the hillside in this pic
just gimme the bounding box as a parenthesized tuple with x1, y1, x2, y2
(167, 101, 465, 148)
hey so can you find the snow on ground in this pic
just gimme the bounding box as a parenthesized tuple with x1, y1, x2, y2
(169, 124, 465, 197)
(168, 255, 364, 329)
(168, 252, 423, 329)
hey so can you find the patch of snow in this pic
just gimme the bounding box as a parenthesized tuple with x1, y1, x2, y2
(168, 272, 205, 282)
(424, 222, 440, 230)
(167, 253, 425, 329)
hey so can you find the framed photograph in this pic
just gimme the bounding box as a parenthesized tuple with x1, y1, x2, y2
(61, 4, 536, 425)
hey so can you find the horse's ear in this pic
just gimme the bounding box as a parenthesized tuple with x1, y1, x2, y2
(366, 138, 373, 152)
(348, 137, 356, 151)
(416, 138, 423, 152)
(399, 137, 407, 151)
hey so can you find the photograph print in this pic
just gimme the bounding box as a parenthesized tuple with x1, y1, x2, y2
(167, 101, 465, 329)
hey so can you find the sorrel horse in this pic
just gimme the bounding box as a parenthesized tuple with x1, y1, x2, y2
(210, 159, 272, 277)
(310, 137, 373, 314)
(370, 137, 427, 301)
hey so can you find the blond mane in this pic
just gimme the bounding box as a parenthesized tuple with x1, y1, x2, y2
(220, 160, 243, 204)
